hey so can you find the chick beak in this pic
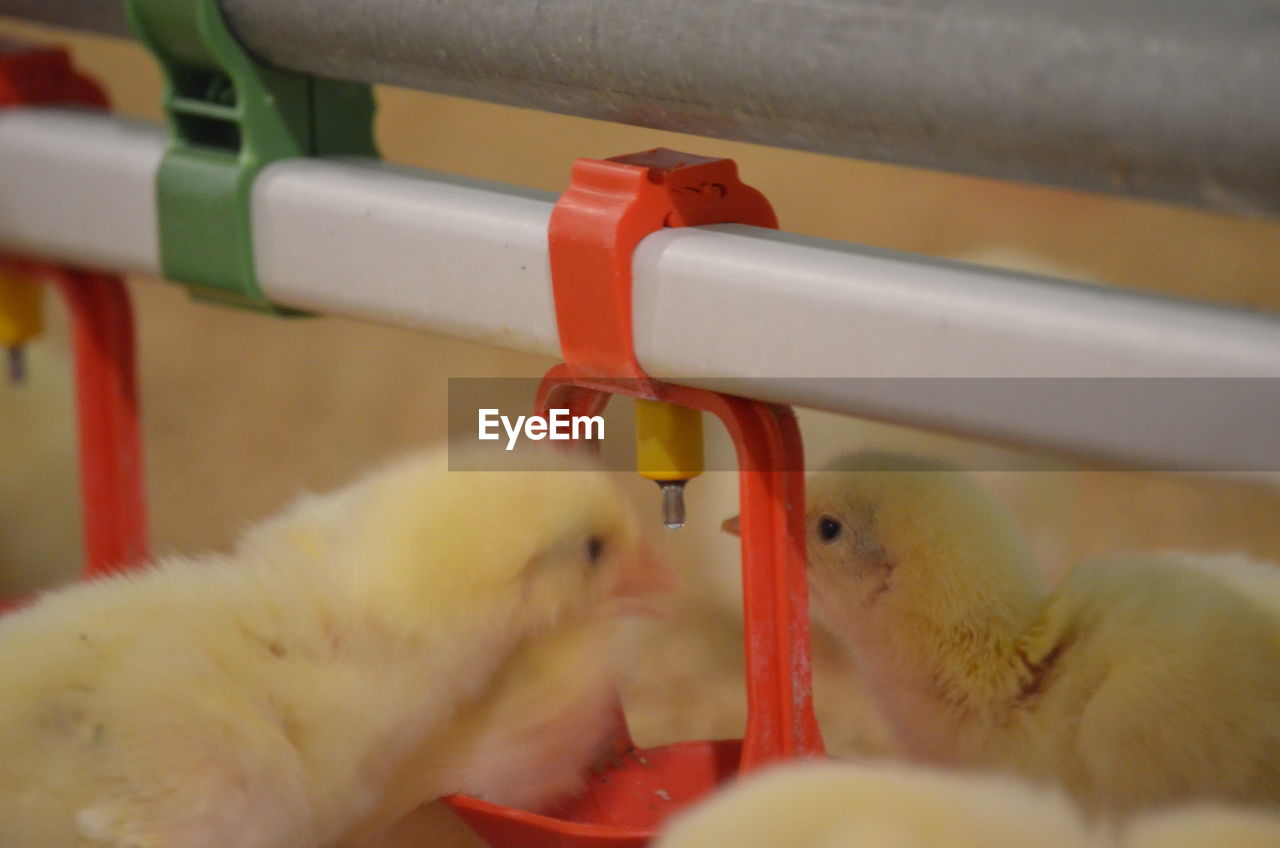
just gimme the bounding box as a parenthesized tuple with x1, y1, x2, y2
(721, 515, 741, 537)
(610, 542, 680, 618)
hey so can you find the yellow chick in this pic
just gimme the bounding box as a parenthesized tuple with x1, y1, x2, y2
(776, 451, 1280, 815)
(1119, 803, 1280, 848)
(653, 760, 1092, 848)
(338, 601, 631, 847)
(0, 446, 675, 848)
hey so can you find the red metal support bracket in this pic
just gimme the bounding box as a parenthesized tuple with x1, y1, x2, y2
(1, 42, 148, 582)
(448, 150, 822, 846)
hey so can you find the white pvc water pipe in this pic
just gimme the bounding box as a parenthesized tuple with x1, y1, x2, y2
(3, 107, 1279, 471)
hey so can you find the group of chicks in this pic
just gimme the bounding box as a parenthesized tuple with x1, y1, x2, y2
(1, 445, 1278, 847)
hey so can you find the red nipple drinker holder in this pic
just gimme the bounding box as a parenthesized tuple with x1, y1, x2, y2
(446, 150, 825, 846)
(0, 42, 148, 597)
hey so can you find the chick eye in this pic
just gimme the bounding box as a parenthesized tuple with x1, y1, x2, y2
(818, 517, 842, 543)
(586, 535, 606, 564)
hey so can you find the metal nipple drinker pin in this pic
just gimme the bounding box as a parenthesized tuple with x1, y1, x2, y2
(0, 269, 42, 386)
(635, 399, 704, 530)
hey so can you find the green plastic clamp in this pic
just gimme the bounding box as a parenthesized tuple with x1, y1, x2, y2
(125, 0, 377, 312)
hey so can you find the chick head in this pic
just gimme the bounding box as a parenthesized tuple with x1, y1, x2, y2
(797, 451, 1039, 641)
(340, 445, 676, 639)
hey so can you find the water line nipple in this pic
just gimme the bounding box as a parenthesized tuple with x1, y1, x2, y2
(659, 480, 687, 530)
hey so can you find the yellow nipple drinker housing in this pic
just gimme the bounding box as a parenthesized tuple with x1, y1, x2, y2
(635, 398, 704, 529)
(0, 268, 43, 383)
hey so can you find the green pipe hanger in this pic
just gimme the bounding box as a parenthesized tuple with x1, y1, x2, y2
(126, 0, 376, 312)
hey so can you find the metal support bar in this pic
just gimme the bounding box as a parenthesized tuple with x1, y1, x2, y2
(2, 0, 1278, 215)
(0, 0, 132, 38)
(3, 108, 1279, 471)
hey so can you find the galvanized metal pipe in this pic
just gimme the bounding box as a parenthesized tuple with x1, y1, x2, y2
(0, 0, 131, 38)
(2, 0, 1278, 216)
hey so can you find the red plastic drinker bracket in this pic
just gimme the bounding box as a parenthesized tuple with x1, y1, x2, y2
(535, 373, 823, 769)
(0, 42, 148, 580)
(0, 259, 149, 578)
(447, 150, 821, 847)
(548, 149, 776, 382)
(0, 40, 107, 108)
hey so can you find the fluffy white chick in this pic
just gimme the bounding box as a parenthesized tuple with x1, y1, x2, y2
(787, 451, 1280, 814)
(0, 445, 674, 848)
(653, 760, 1092, 848)
(1119, 803, 1280, 848)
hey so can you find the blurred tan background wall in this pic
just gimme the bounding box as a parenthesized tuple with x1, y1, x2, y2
(2, 17, 1279, 844)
